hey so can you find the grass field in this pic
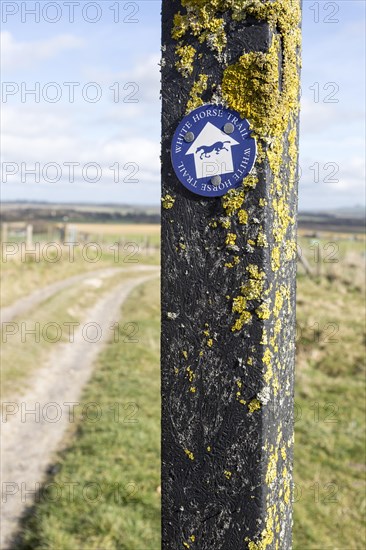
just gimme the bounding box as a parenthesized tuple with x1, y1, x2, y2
(1, 224, 160, 307)
(72, 223, 160, 236)
(293, 238, 365, 549)
(71, 224, 161, 247)
(5, 233, 366, 549)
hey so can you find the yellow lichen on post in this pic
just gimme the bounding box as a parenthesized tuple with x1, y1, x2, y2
(231, 264, 267, 330)
(161, 194, 176, 209)
(238, 209, 248, 224)
(184, 449, 195, 461)
(175, 44, 196, 76)
(248, 398, 261, 414)
(186, 73, 209, 112)
(172, 1, 226, 53)
(225, 233, 237, 247)
(222, 188, 246, 216)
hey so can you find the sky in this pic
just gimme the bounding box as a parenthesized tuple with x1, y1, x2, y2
(1, 0, 365, 211)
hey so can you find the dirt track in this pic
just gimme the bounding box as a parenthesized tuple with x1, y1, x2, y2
(0, 267, 159, 549)
(0, 265, 157, 323)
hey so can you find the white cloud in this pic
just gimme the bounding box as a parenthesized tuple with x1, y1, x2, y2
(300, 98, 364, 136)
(299, 154, 365, 196)
(83, 54, 160, 104)
(1, 105, 71, 138)
(0, 31, 84, 69)
(1, 103, 160, 191)
(330, 155, 365, 192)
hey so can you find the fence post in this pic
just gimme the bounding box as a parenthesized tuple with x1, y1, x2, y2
(26, 224, 33, 248)
(161, 1, 302, 548)
(1, 223, 8, 243)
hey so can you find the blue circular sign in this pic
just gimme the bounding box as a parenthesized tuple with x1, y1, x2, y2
(171, 104, 256, 197)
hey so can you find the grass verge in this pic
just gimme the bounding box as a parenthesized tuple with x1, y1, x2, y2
(293, 260, 365, 549)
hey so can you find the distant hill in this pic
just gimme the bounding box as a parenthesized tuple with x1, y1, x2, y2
(1, 201, 364, 233)
(326, 205, 365, 218)
(0, 202, 160, 224)
(298, 207, 365, 234)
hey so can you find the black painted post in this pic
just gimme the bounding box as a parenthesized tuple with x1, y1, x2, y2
(161, 1, 302, 548)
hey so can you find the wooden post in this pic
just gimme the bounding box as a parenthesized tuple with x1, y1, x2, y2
(297, 245, 314, 278)
(26, 224, 33, 248)
(316, 242, 322, 279)
(67, 224, 77, 243)
(47, 224, 52, 241)
(1, 223, 8, 243)
(161, 1, 301, 548)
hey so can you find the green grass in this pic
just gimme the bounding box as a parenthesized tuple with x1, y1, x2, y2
(293, 254, 366, 549)
(83, 232, 161, 248)
(1, 244, 159, 308)
(0, 270, 147, 399)
(15, 238, 365, 549)
(17, 278, 161, 550)
(1, 249, 115, 308)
